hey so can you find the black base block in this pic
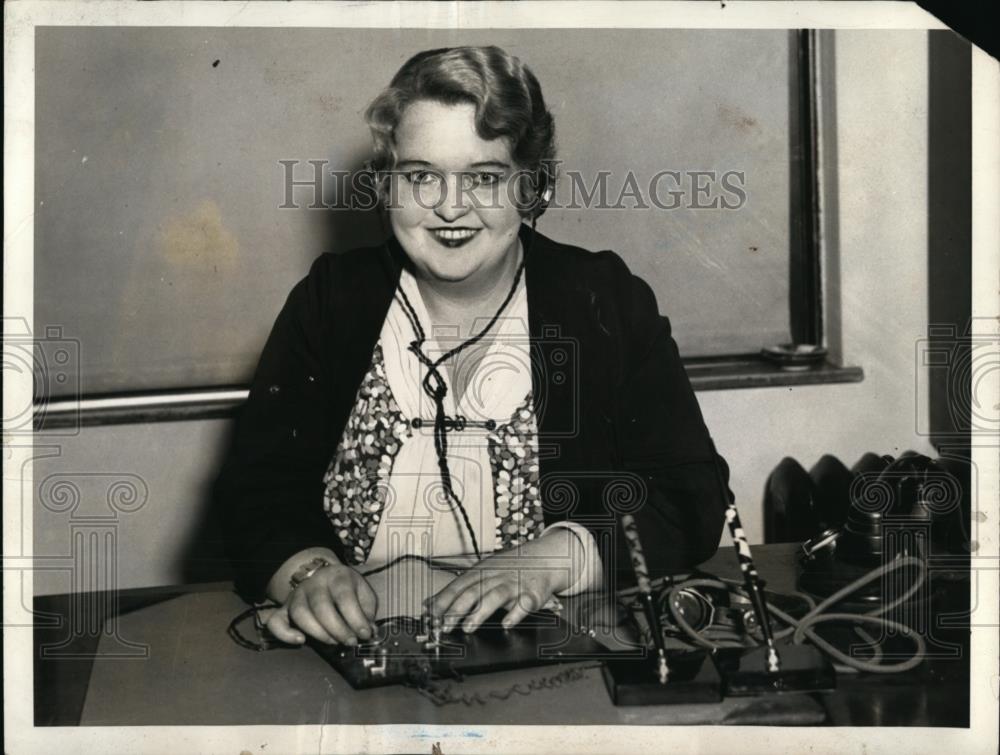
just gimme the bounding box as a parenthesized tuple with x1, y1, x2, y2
(714, 643, 836, 696)
(602, 650, 722, 705)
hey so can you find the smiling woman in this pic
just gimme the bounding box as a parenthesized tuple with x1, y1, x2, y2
(217, 45, 733, 648)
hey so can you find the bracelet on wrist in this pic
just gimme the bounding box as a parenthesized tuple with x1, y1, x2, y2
(289, 556, 333, 590)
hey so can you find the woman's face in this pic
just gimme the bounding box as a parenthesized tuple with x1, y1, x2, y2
(387, 99, 524, 289)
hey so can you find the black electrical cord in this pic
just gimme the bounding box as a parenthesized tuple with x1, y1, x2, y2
(359, 552, 467, 578)
(413, 663, 603, 707)
(391, 219, 536, 562)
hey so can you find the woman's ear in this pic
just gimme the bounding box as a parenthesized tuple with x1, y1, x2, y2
(376, 175, 390, 208)
(514, 171, 550, 219)
(359, 160, 385, 210)
(360, 161, 394, 232)
(530, 181, 553, 219)
(532, 163, 556, 218)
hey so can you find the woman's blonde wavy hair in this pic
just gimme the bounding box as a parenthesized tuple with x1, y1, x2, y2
(364, 46, 557, 218)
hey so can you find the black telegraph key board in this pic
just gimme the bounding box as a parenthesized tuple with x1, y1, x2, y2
(312, 612, 606, 689)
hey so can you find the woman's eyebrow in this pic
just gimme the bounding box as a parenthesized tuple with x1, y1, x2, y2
(469, 160, 511, 170)
(393, 159, 512, 170)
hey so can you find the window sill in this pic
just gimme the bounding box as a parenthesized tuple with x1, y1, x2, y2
(34, 358, 864, 430)
(685, 355, 864, 391)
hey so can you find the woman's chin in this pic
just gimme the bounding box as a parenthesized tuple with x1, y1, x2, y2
(408, 248, 480, 283)
(423, 262, 477, 284)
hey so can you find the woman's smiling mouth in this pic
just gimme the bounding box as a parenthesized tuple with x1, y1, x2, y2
(429, 227, 480, 248)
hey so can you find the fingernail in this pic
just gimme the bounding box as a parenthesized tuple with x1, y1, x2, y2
(358, 627, 371, 640)
(463, 621, 475, 634)
(295, 634, 305, 643)
(346, 636, 358, 646)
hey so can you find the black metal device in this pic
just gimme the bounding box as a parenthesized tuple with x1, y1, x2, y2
(313, 611, 604, 690)
(602, 649, 722, 705)
(714, 642, 835, 696)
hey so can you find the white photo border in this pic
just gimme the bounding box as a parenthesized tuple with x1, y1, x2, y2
(4, 2, 997, 754)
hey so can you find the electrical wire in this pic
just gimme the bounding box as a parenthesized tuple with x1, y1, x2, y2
(781, 555, 927, 673)
(414, 663, 604, 707)
(853, 626, 883, 666)
(623, 555, 929, 674)
(360, 552, 466, 578)
(391, 220, 535, 563)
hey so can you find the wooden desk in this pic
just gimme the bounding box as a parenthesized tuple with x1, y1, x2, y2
(33, 544, 969, 727)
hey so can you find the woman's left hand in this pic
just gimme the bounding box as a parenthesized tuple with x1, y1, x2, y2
(426, 527, 582, 633)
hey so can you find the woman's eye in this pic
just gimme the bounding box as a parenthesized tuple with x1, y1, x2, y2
(406, 170, 437, 185)
(476, 172, 502, 187)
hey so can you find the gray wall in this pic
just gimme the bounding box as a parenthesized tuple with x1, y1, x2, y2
(35, 27, 794, 397)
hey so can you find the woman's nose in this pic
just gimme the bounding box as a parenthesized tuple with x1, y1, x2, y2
(433, 174, 472, 222)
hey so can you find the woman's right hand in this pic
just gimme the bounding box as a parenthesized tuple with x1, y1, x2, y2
(264, 563, 379, 647)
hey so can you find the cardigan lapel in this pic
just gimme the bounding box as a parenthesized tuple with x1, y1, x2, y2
(326, 237, 403, 436)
